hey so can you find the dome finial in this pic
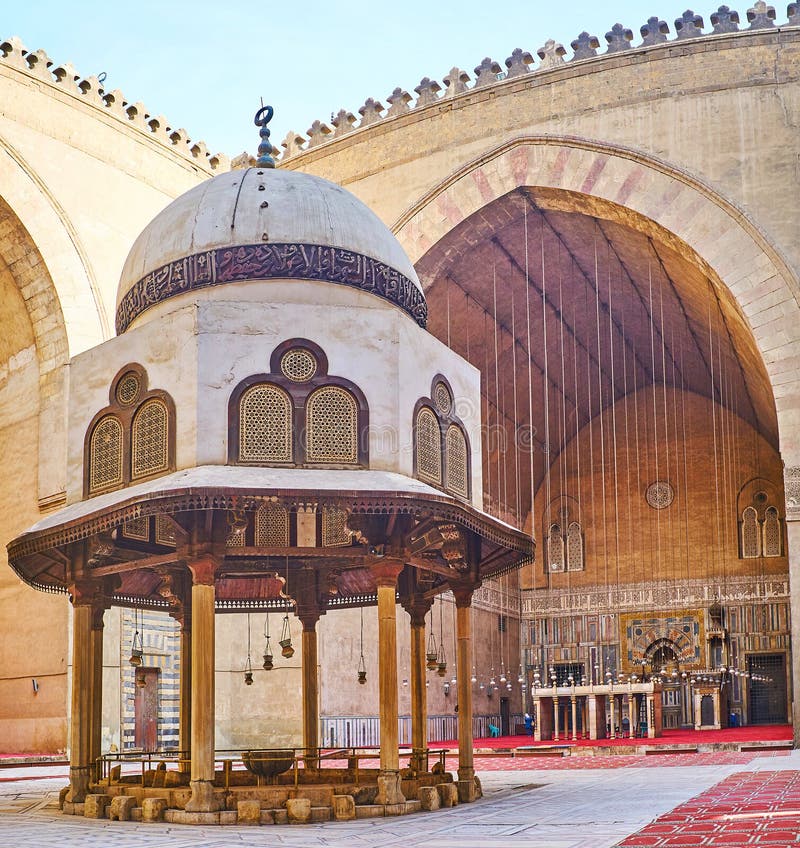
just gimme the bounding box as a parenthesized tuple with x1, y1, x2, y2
(254, 104, 276, 168)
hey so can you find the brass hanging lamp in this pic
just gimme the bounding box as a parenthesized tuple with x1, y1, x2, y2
(279, 557, 294, 658)
(262, 612, 274, 671)
(426, 601, 438, 671)
(279, 611, 294, 658)
(128, 607, 143, 667)
(357, 605, 367, 685)
(436, 597, 447, 677)
(244, 612, 254, 685)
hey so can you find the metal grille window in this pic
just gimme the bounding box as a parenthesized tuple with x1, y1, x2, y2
(552, 662, 585, 686)
(566, 522, 584, 571)
(416, 407, 442, 485)
(254, 502, 290, 546)
(741, 506, 761, 558)
(131, 398, 169, 480)
(155, 516, 177, 547)
(280, 348, 317, 382)
(239, 384, 293, 463)
(763, 506, 782, 557)
(89, 415, 123, 494)
(547, 523, 565, 572)
(226, 527, 246, 547)
(115, 372, 141, 406)
(306, 386, 358, 464)
(433, 381, 452, 415)
(445, 424, 469, 499)
(122, 517, 149, 541)
(322, 504, 351, 547)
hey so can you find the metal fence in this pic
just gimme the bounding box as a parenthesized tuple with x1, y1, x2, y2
(320, 713, 523, 748)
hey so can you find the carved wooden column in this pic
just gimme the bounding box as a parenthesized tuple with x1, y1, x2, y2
(454, 586, 477, 802)
(89, 604, 106, 782)
(175, 608, 192, 774)
(298, 608, 321, 764)
(185, 554, 221, 813)
(402, 595, 431, 773)
(66, 582, 95, 804)
(372, 561, 405, 807)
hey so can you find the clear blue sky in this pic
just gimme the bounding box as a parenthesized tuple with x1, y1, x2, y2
(4, 2, 716, 156)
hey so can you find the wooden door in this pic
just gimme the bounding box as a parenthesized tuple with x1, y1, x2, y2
(134, 667, 159, 750)
(500, 697, 510, 736)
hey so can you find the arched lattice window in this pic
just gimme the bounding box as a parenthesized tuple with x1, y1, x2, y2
(131, 398, 169, 480)
(88, 415, 123, 494)
(322, 504, 351, 547)
(763, 506, 782, 557)
(416, 407, 442, 485)
(445, 424, 469, 499)
(255, 502, 290, 546)
(566, 522, 584, 571)
(239, 384, 292, 463)
(306, 386, 358, 464)
(547, 523, 565, 572)
(741, 506, 761, 558)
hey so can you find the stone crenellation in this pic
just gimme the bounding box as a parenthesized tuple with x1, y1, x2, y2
(0, 35, 229, 172)
(277, 3, 793, 163)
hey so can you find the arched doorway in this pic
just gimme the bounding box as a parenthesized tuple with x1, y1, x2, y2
(645, 640, 685, 729)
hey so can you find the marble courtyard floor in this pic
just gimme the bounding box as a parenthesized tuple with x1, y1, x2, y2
(0, 750, 797, 848)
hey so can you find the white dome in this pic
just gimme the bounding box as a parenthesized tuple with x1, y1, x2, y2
(115, 168, 425, 333)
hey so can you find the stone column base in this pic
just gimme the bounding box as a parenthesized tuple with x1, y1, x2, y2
(185, 779, 222, 812)
(457, 780, 479, 802)
(456, 767, 481, 802)
(66, 765, 91, 803)
(375, 770, 405, 805)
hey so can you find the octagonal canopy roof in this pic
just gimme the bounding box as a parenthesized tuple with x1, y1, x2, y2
(7, 466, 533, 608)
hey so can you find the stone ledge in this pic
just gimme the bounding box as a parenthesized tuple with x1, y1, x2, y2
(62, 802, 84, 816)
(355, 803, 385, 818)
(168, 810, 221, 825)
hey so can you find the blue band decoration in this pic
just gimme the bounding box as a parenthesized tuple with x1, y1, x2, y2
(116, 243, 428, 333)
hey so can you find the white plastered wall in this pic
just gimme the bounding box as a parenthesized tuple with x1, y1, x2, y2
(66, 281, 482, 505)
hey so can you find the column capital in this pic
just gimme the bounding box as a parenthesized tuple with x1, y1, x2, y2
(370, 560, 404, 588)
(68, 580, 103, 608)
(90, 604, 107, 630)
(296, 605, 322, 630)
(401, 593, 432, 627)
(187, 553, 221, 586)
(170, 606, 192, 630)
(452, 582, 477, 608)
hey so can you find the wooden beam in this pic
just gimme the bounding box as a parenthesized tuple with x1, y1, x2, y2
(90, 552, 183, 577)
(223, 546, 369, 560)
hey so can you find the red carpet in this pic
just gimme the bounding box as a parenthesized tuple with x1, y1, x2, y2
(620, 770, 800, 846)
(436, 724, 793, 750)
